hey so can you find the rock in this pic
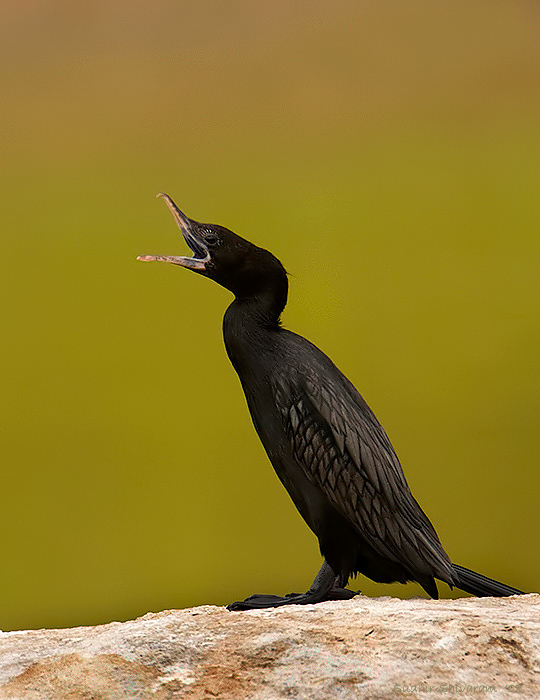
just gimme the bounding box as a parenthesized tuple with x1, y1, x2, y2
(0, 594, 539, 699)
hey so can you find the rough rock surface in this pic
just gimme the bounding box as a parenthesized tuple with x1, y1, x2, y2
(0, 594, 538, 700)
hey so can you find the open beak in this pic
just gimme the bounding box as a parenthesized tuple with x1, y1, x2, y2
(137, 193, 210, 271)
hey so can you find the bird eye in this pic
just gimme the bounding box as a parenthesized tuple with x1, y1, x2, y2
(204, 231, 220, 246)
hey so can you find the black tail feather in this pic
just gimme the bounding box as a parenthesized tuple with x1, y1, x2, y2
(452, 564, 525, 597)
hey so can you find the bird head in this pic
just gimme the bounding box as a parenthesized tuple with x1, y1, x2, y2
(138, 194, 287, 305)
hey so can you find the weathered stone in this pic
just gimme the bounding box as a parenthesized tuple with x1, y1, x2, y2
(0, 594, 538, 699)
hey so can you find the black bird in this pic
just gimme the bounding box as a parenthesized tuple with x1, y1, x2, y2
(139, 193, 524, 609)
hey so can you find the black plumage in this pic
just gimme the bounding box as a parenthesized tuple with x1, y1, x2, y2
(139, 193, 524, 609)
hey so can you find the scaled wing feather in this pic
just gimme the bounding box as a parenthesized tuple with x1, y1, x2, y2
(278, 370, 455, 583)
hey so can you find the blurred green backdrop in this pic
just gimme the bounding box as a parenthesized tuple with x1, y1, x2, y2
(1, 0, 538, 631)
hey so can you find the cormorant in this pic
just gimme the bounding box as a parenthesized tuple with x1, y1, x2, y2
(138, 193, 524, 610)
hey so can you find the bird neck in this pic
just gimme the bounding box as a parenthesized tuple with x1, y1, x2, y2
(222, 294, 285, 374)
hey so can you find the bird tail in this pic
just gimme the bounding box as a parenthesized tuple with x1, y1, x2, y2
(451, 563, 524, 597)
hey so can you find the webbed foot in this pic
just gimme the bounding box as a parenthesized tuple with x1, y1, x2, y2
(226, 560, 360, 611)
(227, 574, 359, 610)
(227, 591, 320, 611)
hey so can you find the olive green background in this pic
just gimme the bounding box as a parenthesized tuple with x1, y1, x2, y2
(2, 1, 538, 631)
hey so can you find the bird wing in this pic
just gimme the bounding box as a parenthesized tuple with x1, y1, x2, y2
(276, 367, 455, 582)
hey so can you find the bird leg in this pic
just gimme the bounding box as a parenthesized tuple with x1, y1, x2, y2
(227, 560, 359, 611)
